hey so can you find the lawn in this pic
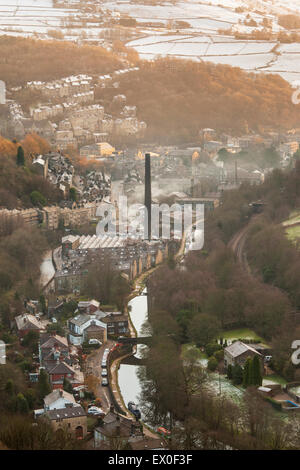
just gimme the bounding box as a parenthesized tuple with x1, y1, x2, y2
(218, 328, 265, 344)
(263, 375, 287, 386)
(209, 372, 244, 404)
(181, 343, 287, 406)
(286, 225, 300, 242)
(282, 211, 300, 226)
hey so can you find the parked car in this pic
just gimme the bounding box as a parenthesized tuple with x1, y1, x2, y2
(101, 378, 108, 386)
(128, 401, 141, 420)
(101, 370, 108, 377)
(264, 355, 272, 363)
(88, 339, 102, 346)
(87, 406, 104, 415)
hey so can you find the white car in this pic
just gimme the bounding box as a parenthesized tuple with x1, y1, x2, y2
(89, 339, 102, 346)
(87, 406, 104, 415)
(102, 378, 108, 387)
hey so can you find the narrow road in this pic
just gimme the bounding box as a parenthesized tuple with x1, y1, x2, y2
(84, 340, 114, 413)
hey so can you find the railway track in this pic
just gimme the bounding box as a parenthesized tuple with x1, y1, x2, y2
(228, 215, 300, 325)
(227, 216, 261, 276)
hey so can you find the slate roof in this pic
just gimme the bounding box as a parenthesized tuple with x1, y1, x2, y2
(48, 361, 74, 375)
(96, 411, 136, 438)
(40, 335, 68, 349)
(15, 314, 42, 331)
(225, 341, 262, 358)
(69, 314, 90, 327)
(46, 405, 86, 420)
(78, 299, 100, 309)
(101, 313, 128, 324)
(69, 311, 107, 327)
(85, 324, 105, 332)
(44, 389, 75, 407)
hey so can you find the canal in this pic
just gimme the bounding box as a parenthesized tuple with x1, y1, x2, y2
(117, 289, 150, 415)
(40, 250, 55, 289)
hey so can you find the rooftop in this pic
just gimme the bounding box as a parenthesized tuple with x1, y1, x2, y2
(44, 389, 75, 407)
(225, 341, 262, 358)
(46, 405, 86, 420)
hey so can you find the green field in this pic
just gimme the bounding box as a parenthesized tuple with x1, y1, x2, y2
(263, 375, 287, 386)
(283, 211, 300, 243)
(218, 328, 264, 343)
(286, 225, 300, 242)
(282, 211, 300, 227)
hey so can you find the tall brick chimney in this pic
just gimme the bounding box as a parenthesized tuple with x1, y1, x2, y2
(144, 153, 151, 240)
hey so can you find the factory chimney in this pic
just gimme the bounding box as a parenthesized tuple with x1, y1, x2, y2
(234, 159, 238, 186)
(144, 153, 152, 240)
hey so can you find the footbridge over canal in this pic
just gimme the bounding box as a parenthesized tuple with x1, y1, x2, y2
(117, 336, 152, 346)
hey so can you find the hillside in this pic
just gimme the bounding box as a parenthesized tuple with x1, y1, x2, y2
(104, 58, 300, 141)
(0, 135, 61, 209)
(0, 36, 123, 86)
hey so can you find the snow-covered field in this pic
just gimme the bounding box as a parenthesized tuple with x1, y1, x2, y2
(1, 0, 300, 83)
(110, 0, 300, 83)
(0, 0, 73, 30)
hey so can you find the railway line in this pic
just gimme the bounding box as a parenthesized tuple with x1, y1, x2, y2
(228, 214, 263, 276)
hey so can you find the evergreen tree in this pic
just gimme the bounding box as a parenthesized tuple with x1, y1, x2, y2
(232, 364, 243, 385)
(251, 355, 262, 386)
(30, 190, 46, 206)
(5, 379, 14, 394)
(63, 377, 73, 394)
(38, 369, 51, 400)
(243, 357, 251, 388)
(207, 356, 218, 371)
(16, 146, 25, 166)
(39, 294, 46, 314)
(24, 389, 36, 410)
(16, 393, 29, 414)
(226, 364, 233, 380)
(69, 187, 77, 202)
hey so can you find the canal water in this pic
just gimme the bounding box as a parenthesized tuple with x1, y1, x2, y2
(118, 289, 149, 411)
(40, 250, 55, 288)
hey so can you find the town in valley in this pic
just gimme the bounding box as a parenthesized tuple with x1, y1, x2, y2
(2, 0, 300, 454)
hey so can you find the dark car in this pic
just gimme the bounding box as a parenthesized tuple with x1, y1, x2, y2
(128, 401, 141, 420)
